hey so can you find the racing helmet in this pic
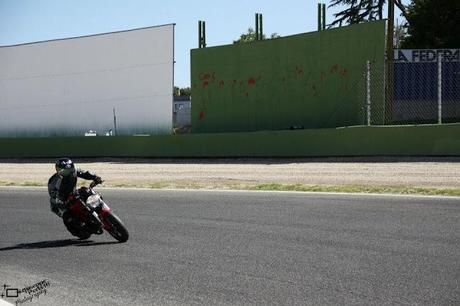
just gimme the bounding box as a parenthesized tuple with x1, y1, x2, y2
(55, 158, 75, 177)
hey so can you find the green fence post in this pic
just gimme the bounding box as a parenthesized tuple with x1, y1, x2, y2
(198, 21, 202, 48)
(202, 21, 206, 47)
(385, 0, 394, 124)
(198, 21, 206, 48)
(259, 14, 263, 39)
(318, 4, 321, 31)
(322, 4, 326, 30)
(255, 13, 259, 40)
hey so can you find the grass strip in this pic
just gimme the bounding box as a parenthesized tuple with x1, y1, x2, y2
(248, 183, 460, 197)
(1, 180, 460, 197)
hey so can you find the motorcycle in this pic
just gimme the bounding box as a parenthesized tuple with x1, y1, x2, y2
(62, 181, 129, 243)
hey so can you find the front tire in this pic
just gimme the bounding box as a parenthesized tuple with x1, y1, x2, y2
(105, 213, 129, 243)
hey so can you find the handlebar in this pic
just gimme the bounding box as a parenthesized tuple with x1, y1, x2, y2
(89, 180, 104, 189)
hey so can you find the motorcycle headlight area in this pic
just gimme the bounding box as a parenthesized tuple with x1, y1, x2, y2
(86, 194, 102, 208)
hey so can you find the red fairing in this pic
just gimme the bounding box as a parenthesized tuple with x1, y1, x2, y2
(100, 204, 112, 216)
(66, 189, 115, 231)
(67, 198, 87, 218)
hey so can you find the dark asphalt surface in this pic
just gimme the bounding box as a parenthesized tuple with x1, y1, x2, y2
(0, 188, 459, 305)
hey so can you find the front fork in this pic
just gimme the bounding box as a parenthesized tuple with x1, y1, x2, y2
(87, 201, 112, 230)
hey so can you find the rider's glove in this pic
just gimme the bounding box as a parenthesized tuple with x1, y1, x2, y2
(55, 198, 67, 210)
(51, 198, 68, 218)
(94, 176, 103, 185)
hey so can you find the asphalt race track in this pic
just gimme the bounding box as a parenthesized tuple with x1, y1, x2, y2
(0, 188, 459, 305)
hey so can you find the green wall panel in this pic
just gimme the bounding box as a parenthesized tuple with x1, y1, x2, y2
(191, 21, 386, 133)
(0, 124, 459, 158)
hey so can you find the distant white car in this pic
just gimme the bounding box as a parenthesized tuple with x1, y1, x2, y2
(84, 130, 97, 137)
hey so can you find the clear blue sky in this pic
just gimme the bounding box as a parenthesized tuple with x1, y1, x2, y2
(0, 0, 404, 88)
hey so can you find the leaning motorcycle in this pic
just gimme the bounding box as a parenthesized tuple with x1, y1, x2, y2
(62, 181, 129, 243)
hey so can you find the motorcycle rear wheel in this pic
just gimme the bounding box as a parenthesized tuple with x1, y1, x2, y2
(105, 213, 129, 243)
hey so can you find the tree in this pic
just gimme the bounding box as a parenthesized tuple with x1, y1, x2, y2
(329, 0, 408, 27)
(179, 87, 191, 96)
(393, 21, 406, 48)
(173, 87, 191, 96)
(233, 27, 280, 44)
(402, 0, 460, 48)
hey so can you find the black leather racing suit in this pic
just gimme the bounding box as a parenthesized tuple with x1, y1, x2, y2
(48, 169, 99, 217)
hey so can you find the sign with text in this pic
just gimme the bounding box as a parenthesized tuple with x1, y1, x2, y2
(395, 49, 460, 63)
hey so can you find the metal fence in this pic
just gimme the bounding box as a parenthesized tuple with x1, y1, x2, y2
(357, 60, 385, 125)
(361, 51, 460, 126)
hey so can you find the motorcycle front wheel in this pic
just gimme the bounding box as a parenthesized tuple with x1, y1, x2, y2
(104, 213, 129, 243)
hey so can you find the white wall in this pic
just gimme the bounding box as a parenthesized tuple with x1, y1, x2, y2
(0, 24, 174, 137)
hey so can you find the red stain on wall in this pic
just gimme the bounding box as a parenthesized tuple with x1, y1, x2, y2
(320, 71, 326, 81)
(203, 81, 209, 89)
(199, 73, 211, 81)
(295, 67, 304, 78)
(199, 111, 205, 121)
(311, 84, 318, 96)
(340, 69, 348, 77)
(248, 78, 256, 86)
(330, 64, 339, 74)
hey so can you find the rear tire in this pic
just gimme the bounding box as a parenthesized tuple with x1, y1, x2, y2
(105, 213, 129, 243)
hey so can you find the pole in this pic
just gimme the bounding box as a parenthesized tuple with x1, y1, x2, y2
(367, 60, 372, 126)
(255, 13, 259, 40)
(318, 4, 321, 31)
(259, 14, 263, 40)
(385, 0, 395, 124)
(438, 54, 443, 124)
(198, 21, 206, 48)
(113, 107, 117, 136)
(198, 21, 201, 48)
(322, 4, 326, 30)
(202, 21, 206, 47)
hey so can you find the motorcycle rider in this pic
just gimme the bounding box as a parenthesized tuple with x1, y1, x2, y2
(48, 158, 103, 218)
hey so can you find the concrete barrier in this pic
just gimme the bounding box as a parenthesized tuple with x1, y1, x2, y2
(0, 124, 459, 158)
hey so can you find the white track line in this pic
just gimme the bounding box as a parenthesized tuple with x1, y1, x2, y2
(0, 299, 14, 306)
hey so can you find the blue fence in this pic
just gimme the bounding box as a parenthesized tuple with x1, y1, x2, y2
(393, 49, 460, 124)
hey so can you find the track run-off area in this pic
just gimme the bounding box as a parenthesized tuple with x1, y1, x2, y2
(0, 187, 459, 305)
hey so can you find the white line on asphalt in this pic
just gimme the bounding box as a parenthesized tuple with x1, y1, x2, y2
(0, 299, 14, 306)
(1, 185, 459, 200)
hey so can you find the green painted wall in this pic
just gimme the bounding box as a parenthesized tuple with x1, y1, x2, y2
(0, 124, 459, 158)
(191, 21, 386, 133)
